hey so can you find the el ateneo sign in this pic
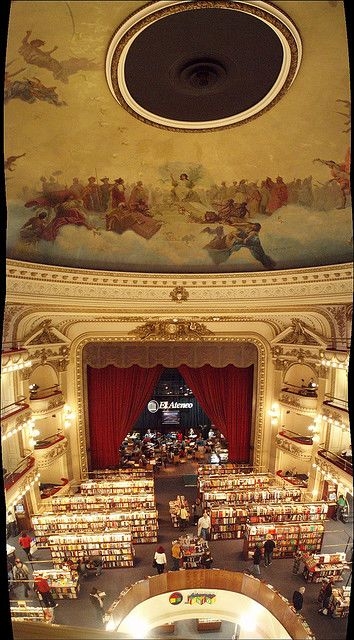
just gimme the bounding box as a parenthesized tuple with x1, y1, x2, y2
(147, 400, 193, 413)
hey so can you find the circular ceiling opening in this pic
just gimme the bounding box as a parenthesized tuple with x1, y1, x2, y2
(106, 1, 302, 132)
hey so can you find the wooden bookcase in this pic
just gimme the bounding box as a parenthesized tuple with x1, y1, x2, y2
(10, 601, 54, 623)
(32, 508, 158, 545)
(197, 618, 222, 632)
(210, 506, 248, 540)
(302, 552, 350, 583)
(48, 531, 134, 568)
(50, 492, 156, 512)
(243, 522, 325, 559)
(79, 477, 154, 495)
(328, 586, 351, 618)
(198, 472, 274, 493)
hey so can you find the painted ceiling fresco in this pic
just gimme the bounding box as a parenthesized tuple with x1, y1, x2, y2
(4, 1, 352, 274)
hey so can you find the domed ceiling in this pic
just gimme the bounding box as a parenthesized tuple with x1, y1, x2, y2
(4, 0, 352, 274)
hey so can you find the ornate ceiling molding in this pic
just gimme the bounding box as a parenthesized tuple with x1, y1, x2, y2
(6, 260, 353, 307)
(106, 0, 302, 131)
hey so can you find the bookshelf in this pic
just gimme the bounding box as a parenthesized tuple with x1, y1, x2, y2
(50, 492, 156, 512)
(79, 478, 154, 495)
(202, 485, 302, 510)
(197, 464, 263, 476)
(329, 586, 351, 618)
(10, 601, 54, 623)
(48, 531, 134, 568)
(210, 506, 248, 540)
(247, 501, 328, 524)
(302, 552, 350, 583)
(198, 472, 274, 493)
(87, 468, 153, 479)
(243, 522, 325, 560)
(32, 508, 158, 545)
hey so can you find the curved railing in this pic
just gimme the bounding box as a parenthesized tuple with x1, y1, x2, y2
(106, 569, 314, 639)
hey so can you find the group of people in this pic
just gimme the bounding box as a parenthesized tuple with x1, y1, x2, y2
(9, 557, 58, 608)
(249, 534, 276, 576)
(119, 427, 221, 471)
(156, 541, 214, 574)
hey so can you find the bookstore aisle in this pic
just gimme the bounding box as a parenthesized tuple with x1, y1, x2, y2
(8, 461, 352, 640)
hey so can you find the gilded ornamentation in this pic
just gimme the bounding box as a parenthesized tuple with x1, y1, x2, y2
(282, 319, 321, 345)
(170, 286, 189, 302)
(275, 435, 312, 461)
(279, 391, 317, 416)
(35, 439, 68, 468)
(129, 320, 213, 340)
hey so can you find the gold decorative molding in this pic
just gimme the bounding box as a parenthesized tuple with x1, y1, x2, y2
(169, 286, 189, 303)
(6, 260, 353, 308)
(129, 319, 212, 340)
(35, 438, 68, 468)
(75, 336, 265, 478)
(275, 434, 313, 461)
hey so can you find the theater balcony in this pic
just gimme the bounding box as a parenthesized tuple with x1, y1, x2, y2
(276, 429, 313, 461)
(34, 433, 69, 469)
(322, 393, 348, 421)
(1, 398, 31, 426)
(316, 448, 353, 479)
(279, 384, 317, 416)
(29, 384, 65, 417)
(1, 343, 32, 373)
(3, 454, 37, 491)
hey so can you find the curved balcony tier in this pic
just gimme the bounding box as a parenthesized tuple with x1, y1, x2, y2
(29, 387, 65, 417)
(279, 388, 317, 415)
(34, 434, 68, 469)
(317, 448, 352, 478)
(275, 429, 313, 462)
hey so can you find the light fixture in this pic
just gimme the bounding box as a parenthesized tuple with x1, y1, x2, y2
(268, 403, 280, 426)
(29, 383, 40, 396)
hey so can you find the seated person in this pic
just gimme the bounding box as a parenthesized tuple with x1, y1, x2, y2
(341, 444, 352, 461)
(79, 556, 100, 577)
(90, 555, 103, 576)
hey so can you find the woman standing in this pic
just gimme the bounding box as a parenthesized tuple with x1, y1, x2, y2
(154, 545, 167, 574)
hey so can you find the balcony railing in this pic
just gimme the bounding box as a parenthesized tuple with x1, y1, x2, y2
(34, 433, 65, 449)
(323, 394, 348, 412)
(278, 429, 314, 445)
(318, 448, 353, 476)
(1, 397, 29, 420)
(3, 454, 35, 490)
(30, 384, 61, 400)
(281, 382, 317, 398)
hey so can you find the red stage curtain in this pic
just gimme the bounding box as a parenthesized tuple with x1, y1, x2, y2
(87, 364, 163, 469)
(178, 364, 254, 463)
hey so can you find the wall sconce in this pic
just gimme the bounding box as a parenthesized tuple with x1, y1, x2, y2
(268, 403, 280, 426)
(308, 420, 321, 444)
(62, 404, 75, 430)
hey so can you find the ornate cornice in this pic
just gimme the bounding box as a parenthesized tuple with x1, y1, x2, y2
(129, 319, 213, 340)
(5, 260, 353, 307)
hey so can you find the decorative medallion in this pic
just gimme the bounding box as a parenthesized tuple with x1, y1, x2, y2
(106, 0, 302, 131)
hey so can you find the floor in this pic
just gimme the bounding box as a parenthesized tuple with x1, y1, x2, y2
(8, 460, 353, 639)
